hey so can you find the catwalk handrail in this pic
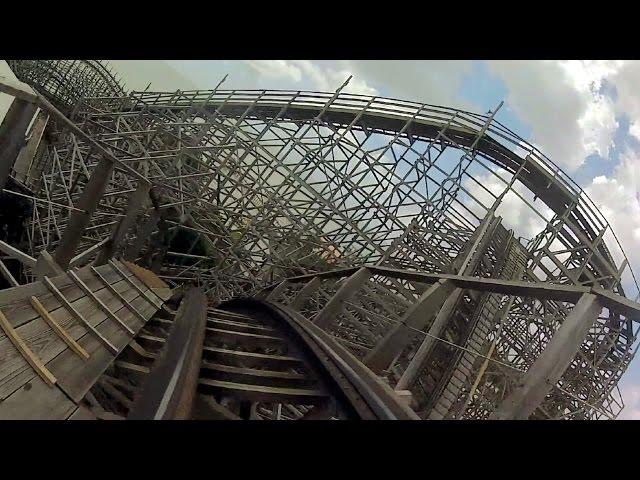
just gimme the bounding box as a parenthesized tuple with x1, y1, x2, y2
(262, 265, 640, 322)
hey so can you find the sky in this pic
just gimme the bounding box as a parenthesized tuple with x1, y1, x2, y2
(2, 59, 640, 418)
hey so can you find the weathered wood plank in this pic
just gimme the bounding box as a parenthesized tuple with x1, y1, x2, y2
(0, 266, 131, 330)
(67, 405, 97, 420)
(0, 262, 168, 418)
(109, 259, 165, 308)
(29, 296, 89, 360)
(43, 275, 118, 354)
(0, 262, 130, 309)
(199, 378, 328, 405)
(89, 266, 148, 323)
(0, 377, 75, 420)
(202, 346, 304, 369)
(0, 283, 142, 400)
(68, 269, 135, 335)
(48, 295, 157, 402)
(117, 259, 172, 304)
(120, 259, 172, 300)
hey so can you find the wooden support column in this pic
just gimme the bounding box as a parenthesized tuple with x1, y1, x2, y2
(490, 293, 602, 420)
(451, 213, 498, 274)
(313, 267, 371, 329)
(266, 280, 289, 302)
(395, 287, 462, 390)
(290, 276, 322, 309)
(124, 210, 160, 261)
(53, 155, 116, 270)
(363, 279, 456, 373)
(393, 214, 500, 390)
(95, 181, 151, 265)
(12, 111, 48, 184)
(0, 97, 37, 189)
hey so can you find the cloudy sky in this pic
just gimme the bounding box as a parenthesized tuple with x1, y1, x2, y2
(2, 60, 640, 418)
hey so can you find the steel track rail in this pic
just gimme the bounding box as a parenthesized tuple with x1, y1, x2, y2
(221, 297, 418, 420)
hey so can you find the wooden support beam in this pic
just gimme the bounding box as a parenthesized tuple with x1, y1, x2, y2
(0, 259, 19, 287)
(395, 287, 463, 391)
(276, 266, 589, 303)
(312, 267, 371, 329)
(0, 97, 37, 189)
(394, 214, 500, 391)
(273, 265, 640, 322)
(53, 156, 116, 270)
(13, 111, 48, 184)
(290, 276, 322, 309)
(490, 293, 602, 420)
(0, 75, 38, 103)
(265, 279, 289, 302)
(95, 181, 151, 266)
(363, 279, 456, 373)
(0, 239, 36, 268)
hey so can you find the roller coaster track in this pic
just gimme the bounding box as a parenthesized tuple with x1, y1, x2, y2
(96, 289, 418, 420)
(0, 261, 417, 420)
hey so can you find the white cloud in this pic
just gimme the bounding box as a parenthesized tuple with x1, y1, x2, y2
(619, 382, 640, 419)
(341, 60, 474, 109)
(243, 60, 475, 108)
(244, 60, 303, 83)
(462, 167, 553, 242)
(610, 62, 640, 122)
(487, 60, 620, 172)
(5, 58, 640, 412)
(629, 121, 640, 142)
(109, 60, 196, 91)
(245, 60, 377, 96)
(583, 148, 640, 295)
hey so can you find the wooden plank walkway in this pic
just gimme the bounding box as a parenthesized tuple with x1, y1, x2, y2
(0, 259, 171, 419)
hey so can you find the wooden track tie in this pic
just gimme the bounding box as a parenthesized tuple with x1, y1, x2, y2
(42, 275, 118, 355)
(0, 308, 57, 387)
(108, 260, 161, 308)
(29, 296, 90, 360)
(89, 266, 147, 323)
(67, 270, 135, 335)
